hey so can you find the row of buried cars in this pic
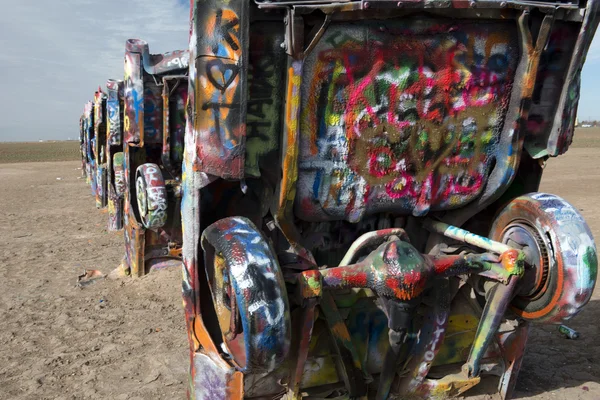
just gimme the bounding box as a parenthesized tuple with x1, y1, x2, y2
(78, 0, 599, 399)
(80, 39, 188, 277)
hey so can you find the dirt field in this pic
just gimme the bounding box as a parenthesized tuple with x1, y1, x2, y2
(0, 130, 598, 399)
(0, 141, 81, 164)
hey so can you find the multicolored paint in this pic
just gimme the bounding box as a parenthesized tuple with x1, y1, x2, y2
(524, 0, 600, 157)
(106, 79, 125, 231)
(122, 39, 189, 277)
(244, 24, 286, 178)
(93, 88, 108, 209)
(82, 101, 97, 196)
(173, 0, 599, 399)
(79, 115, 87, 178)
(201, 217, 291, 373)
(162, 76, 189, 177)
(491, 193, 597, 323)
(191, 0, 248, 179)
(298, 21, 519, 221)
(106, 79, 123, 146)
(136, 163, 168, 229)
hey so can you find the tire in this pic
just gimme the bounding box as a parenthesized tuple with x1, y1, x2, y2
(490, 193, 597, 324)
(135, 163, 168, 229)
(201, 216, 291, 373)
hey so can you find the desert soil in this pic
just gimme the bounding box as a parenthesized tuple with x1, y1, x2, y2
(0, 131, 599, 399)
(0, 141, 81, 164)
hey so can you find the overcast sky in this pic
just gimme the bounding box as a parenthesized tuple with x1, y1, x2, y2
(0, 0, 190, 142)
(0, 1, 599, 141)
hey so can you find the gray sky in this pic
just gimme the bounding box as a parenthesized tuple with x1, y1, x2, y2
(0, 1, 598, 141)
(0, 0, 189, 141)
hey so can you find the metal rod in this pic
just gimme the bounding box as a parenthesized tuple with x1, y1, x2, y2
(423, 219, 512, 254)
(339, 228, 409, 266)
(464, 276, 519, 377)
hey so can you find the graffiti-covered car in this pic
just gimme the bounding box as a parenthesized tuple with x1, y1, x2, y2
(82, 101, 97, 197)
(121, 39, 189, 277)
(93, 88, 108, 209)
(181, 0, 598, 399)
(79, 114, 87, 178)
(106, 79, 126, 231)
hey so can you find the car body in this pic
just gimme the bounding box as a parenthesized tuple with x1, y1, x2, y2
(121, 39, 190, 277)
(93, 88, 108, 209)
(180, 0, 599, 399)
(106, 79, 126, 231)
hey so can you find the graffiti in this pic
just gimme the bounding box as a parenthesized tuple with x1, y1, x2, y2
(124, 50, 143, 144)
(244, 26, 285, 178)
(194, 5, 245, 179)
(424, 314, 447, 362)
(119, 40, 188, 276)
(92, 89, 108, 209)
(166, 55, 189, 69)
(171, 2, 599, 399)
(136, 164, 168, 229)
(114, 158, 125, 197)
(106, 80, 123, 147)
(297, 22, 518, 221)
(201, 217, 291, 373)
(107, 103, 120, 145)
(143, 84, 163, 144)
(525, 25, 577, 157)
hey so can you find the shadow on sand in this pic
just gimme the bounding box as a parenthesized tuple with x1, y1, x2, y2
(462, 298, 600, 399)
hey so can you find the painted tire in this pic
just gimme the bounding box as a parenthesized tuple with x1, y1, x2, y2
(135, 163, 168, 229)
(113, 152, 125, 198)
(201, 217, 291, 373)
(490, 193, 597, 324)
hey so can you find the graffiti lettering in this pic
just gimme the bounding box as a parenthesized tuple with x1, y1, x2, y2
(136, 164, 168, 228)
(423, 314, 447, 362)
(194, 7, 245, 178)
(211, 9, 240, 54)
(167, 56, 189, 69)
(199, 9, 241, 143)
(245, 29, 286, 177)
(107, 101, 120, 145)
(297, 22, 518, 220)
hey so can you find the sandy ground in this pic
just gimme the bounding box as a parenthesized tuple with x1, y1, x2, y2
(0, 145, 598, 399)
(0, 162, 187, 399)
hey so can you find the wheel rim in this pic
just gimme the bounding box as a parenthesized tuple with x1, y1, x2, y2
(500, 221, 550, 299)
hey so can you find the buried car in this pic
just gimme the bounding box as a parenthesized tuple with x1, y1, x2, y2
(180, 0, 599, 399)
(82, 101, 97, 197)
(120, 39, 189, 277)
(79, 114, 87, 178)
(105, 79, 126, 231)
(93, 87, 108, 209)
